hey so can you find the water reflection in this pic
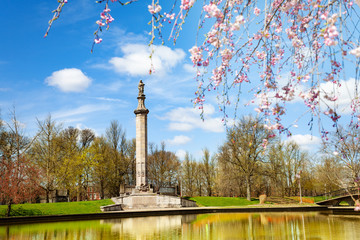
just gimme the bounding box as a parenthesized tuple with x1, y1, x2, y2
(100, 215, 196, 239)
(1, 212, 360, 240)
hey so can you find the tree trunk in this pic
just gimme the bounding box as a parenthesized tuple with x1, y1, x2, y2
(208, 186, 212, 196)
(246, 175, 251, 201)
(6, 200, 12, 217)
(100, 181, 104, 199)
(77, 186, 80, 201)
(46, 189, 50, 203)
(77, 177, 82, 201)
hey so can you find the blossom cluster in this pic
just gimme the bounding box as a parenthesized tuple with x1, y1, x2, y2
(148, 4, 162, 14)
(46, 0, 360, 143)
(182, 0, 360, 142)
(93, 4, 114, 45)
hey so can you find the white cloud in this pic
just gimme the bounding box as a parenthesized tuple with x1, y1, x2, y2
(95, 97, 127, 104)
(175, 149, 187, 160)
(294, 47, 313, 66)
(8, 119, 27, 129)
(53, 104, 110, 120)
(285, 134, 321, 151)
(45, 68, 92, 92)
(109, 44, 185, 76)
(249, 72, 305, 109)
(319, 78, 359, 114)
(60, 117, 86, 124)
(183, 63, 196, 73)
(268, 77, 359, 116)
(166, 135, 191, 146)
(250, 76, 360, 117)
(163, 104, 225, 132)
(168, 122, 194, 131)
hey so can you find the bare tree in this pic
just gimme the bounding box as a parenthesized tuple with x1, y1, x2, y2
(80, 129, 95, 149)
(201, 148, 216, 196)
(0, 109, 40, 216)
(216, 144, 246, 197)
(90, 136, 112, 199)
(264, 140, 286, 196)
(221, 116, 269, 201)
(58, 127, 82, 200)
(30, 115, 62, 203)
(282, 142, 308, 196)
(148, 142, 180, 191)
(322, 125, 360, 189)
(264, 141, 310, 197)
(124, 138, 136, 186)
(106, 120, 129, 196)
(181, 153, 197, 196)
(314, 156, 346, 195)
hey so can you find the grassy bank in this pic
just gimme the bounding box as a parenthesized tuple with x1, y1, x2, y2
(188, 196, 259, 207)
(1, 196, 323, 217)
(289, 196, 333, 203)
(0, 199, 114, 217)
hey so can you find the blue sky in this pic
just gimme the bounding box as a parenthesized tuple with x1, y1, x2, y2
(2, 0, 357, 159)
(0, 0, 230, 160)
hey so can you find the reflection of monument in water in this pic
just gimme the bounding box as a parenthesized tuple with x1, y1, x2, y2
(100, 215, 197, 238)
(102, 80, 196, 210)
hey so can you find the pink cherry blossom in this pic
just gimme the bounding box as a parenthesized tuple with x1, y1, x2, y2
(46, 0, 360, 153)
(189, 46, 203, 65)
(96, 20, 105, 26)
(230, 15, 245, 31)
(203, 3, 223, 18)
(181, 0, 195, 10)
(148, 4, 162, 14)
(165, 13, 175, 20)
(221, 48, 232, 62)
(94, 38, 102, 44)
(254, 7, 260, 16)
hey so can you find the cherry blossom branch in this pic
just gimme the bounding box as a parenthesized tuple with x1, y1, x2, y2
(44, 0, 68, 38)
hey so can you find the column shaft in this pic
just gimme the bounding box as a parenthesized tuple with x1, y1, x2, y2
(136, 113, 148, 187)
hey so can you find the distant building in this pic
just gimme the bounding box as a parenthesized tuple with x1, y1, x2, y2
(87, 185, 101, 200)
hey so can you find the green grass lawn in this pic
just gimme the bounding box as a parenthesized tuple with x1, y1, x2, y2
(188, 196, 259, 207)
(0, 199, 114, 217)
(313, 196, 328, 202)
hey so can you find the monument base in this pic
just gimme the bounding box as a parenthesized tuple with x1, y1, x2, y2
(112, 193, 182, 210)
(101, 193, 197, 211)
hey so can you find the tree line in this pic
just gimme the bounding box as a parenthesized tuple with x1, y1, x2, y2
(1, 110, 359, 215)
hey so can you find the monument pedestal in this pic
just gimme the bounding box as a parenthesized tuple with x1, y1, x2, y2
(101, 194, 197, 211)
(111, 193, 183, 210)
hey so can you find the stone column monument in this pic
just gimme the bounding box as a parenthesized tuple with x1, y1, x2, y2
(134, 80, 149, 190)
(101, 80, 194, 210)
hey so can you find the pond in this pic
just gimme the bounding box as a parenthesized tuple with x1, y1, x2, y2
(1, 212, 360, 239)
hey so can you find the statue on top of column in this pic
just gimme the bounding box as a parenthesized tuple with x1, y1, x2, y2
(135, 80, 149, 114)
(138, 80, 145, 97)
